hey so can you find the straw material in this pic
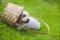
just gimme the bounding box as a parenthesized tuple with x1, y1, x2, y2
(2, 3, 24, 26)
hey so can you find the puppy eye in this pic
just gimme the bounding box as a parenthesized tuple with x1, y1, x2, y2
(22, 15, 26, 17)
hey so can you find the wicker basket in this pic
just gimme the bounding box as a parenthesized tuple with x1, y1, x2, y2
(2, 3, 24, 26)
(1, 3, 49, 34)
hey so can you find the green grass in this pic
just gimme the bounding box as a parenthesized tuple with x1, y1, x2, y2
(0, 0, 60, 40)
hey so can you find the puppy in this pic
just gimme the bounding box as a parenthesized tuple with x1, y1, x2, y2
(16, 10, 41, 30)
(23, 17, 41, 30)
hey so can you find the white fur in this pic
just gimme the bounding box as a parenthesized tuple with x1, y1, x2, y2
(21, 16, 29, 22)
(16, 11, 41, 30)
(16, 26, 21, 30)
(22, 10, 29, 16)
(21, 10, 29, 22)
(23, 17, 40, 30)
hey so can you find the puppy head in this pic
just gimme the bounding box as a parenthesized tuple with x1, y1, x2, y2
(21, 10, 30, 23)
(22, 10, 29, 16)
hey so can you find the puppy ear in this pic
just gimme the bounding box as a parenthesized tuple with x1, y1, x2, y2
(22, 10, 29, 16)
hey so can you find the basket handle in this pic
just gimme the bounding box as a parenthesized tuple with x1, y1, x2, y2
(15, 23, 48, 34)
(0, 16, 49, 34)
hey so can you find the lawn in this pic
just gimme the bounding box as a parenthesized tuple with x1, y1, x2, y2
(0, 0, 60, 40)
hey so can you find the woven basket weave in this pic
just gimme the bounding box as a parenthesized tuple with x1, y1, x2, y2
(2, 3, 24, 26)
